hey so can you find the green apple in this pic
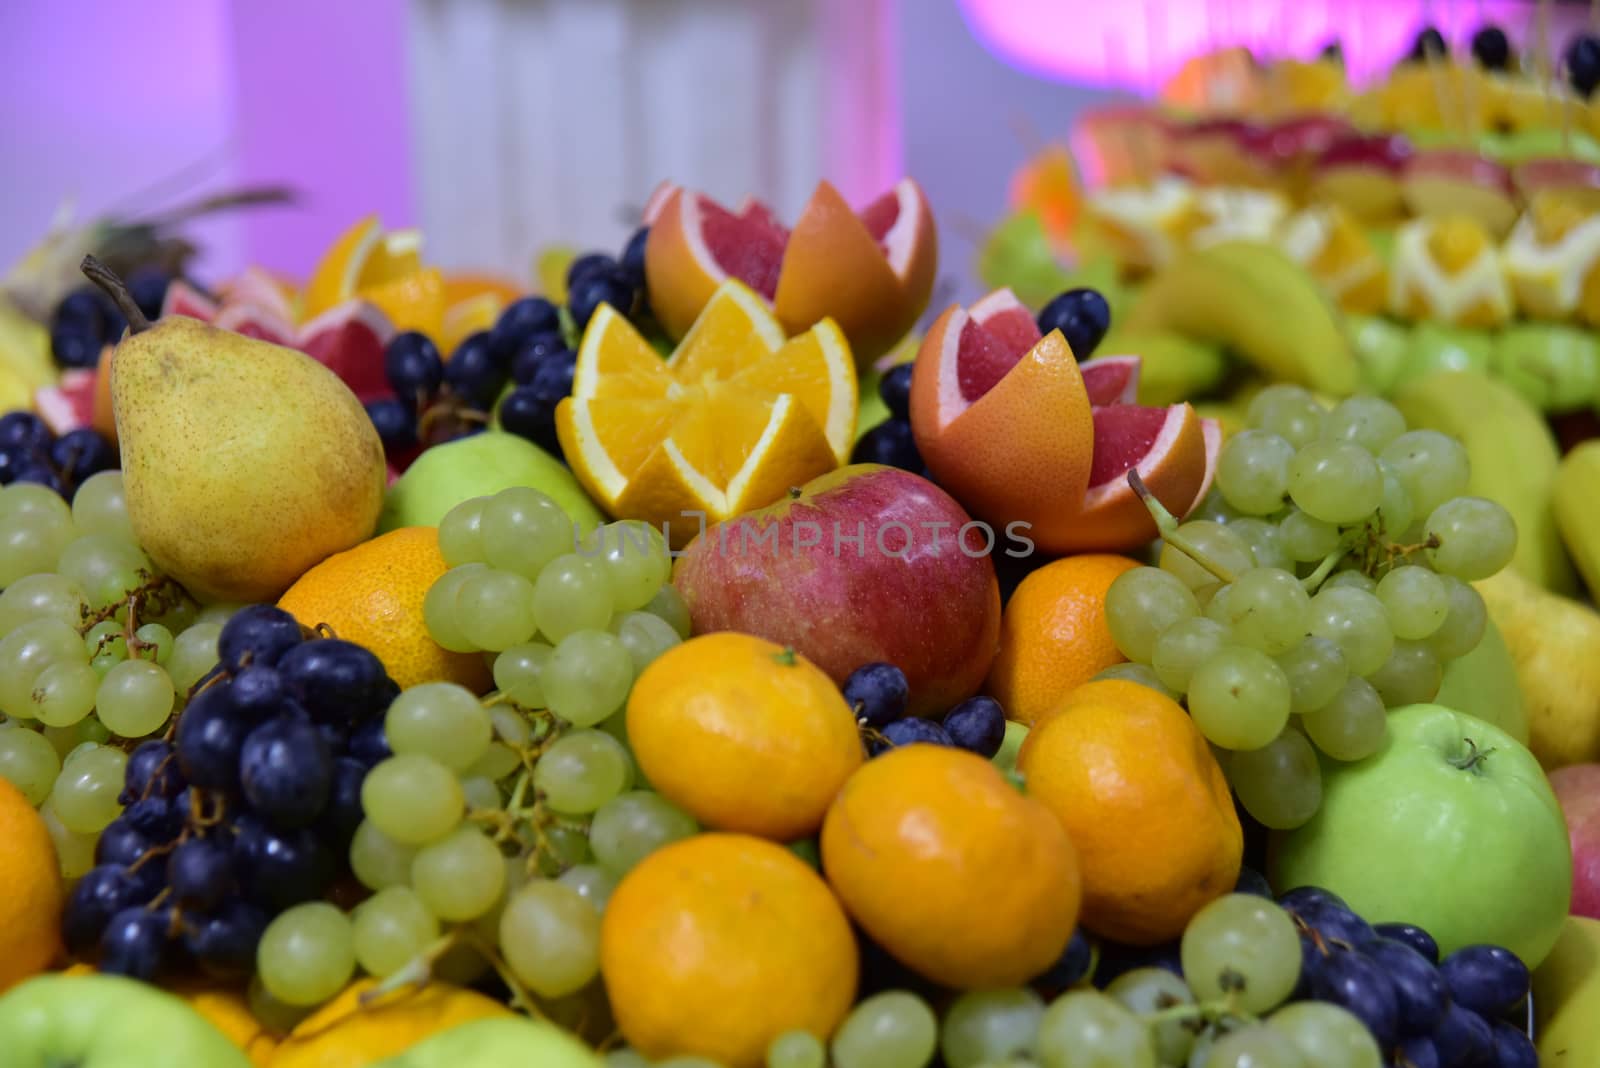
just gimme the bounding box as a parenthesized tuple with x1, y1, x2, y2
(371, 1016, 603, 1068)
(1272, 703, 1571, 966)
(1492, 324, 1600, 414)
(993, 719, 1029, 773)
(0, 972, 254, 1067)
(1346, 314, 1411, 395)
(1434, 616, 1527, 745)
(380, 431, 603, 534)
(1393, 322, 1493, 391)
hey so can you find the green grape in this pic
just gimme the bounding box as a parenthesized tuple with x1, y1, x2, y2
(1428, 576, 1487, 659)
(1322, 570, 1375, 593)
(1308, 587, 1394, 676)
(1366, 639, 1442, 706)
(55, 534, 147, 602)
(1276, 635, 1348, 715)
(1216, 430, 1295, 515)
(422, 563, 487, 654)
(491, 705, 532, 748)
(43, 717, 109, 760)
(556, 863, 618, 913)
(30, 661, 99, 727)
(1227, 726, 1322, 829)
(1375, 566, 1448, 641)
(589, 790, 698, 876)
(0, 572, 89, 633)
(1322, 395, 1405, 452)
(1190, 490, 1242, 525)
(482, 487, 574, 579)
(1302, 676, 1387, 761)
(533, 554, 613, 642)
(192, 602, 243, 628)
(1379, 430, 1470, 517)
(96, 659, 175, 737)
(1266, 1001, 1383, 1068)
(1425, 497, 1518, 581)
(493, 642, 552, 707)
(257, 902, 356, 1006)
(1152, 617, 1229, 693)
(411, 825, 507, 921)
(1105, 567, 1200, 662)
(1229, 518, 1291, 571)
(1375, 460, 1414, 537)
(940, 988, 1044, 1068)
(1288, 441, 1382, 524)
(543, 629, 634, 727)
(1159, 521, 1256, 590)
(534, 728, 634, 814)
(349, 819, 419, 890)
(246, 976, 314, 1035)
(607, 1051, 652, 1068)
(0, 619, 88, 718)
(1105, 968, 1195, 1066)
(1246, 384, 1326, 447)
(644, 583, 692, 639)
(1187, 647, 1291, 751)
(832, 991, 939, 1068)
(499, 879, 601, 997)
(0, 726, 62, 804)
(131, 623, 173, 665)
(438, 496, 488, 567)
(168, 621, 222, 693)
(39, 799, 97, 879)
(1091, 662, 1182, 702)
(1181, 893, 1301, 1013)
(360, 755, 464, 845)
(1215, 568, 1310, 655)
(0, 512, 74, 587)
(1201, 1025, 1305, 1067)
(0, 481, 71, 520)
(767, 1030, 827, 1068)
(48, 743, 125, 834)
(535, 820, 595, 876)
(466, 741, 520, 784)
(457, 568, 540, 652)
(1036, 990, 1156, 1068)
(656, 1058, 725, 1068)
(594, 520, 671, 612)
(610, 610, 683, 676)
(459, 775, 503, 810)
(1277, 509, 1341, 563)
(84, 619, 127, 663)
(70, 471, 133, 539)
(351, 885, 439, 977)
(385, 682, 493, 772)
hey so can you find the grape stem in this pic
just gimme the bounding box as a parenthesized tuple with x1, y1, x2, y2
(1127, 471, 1239, 584)
(1299, 545, 1348, 593)
(459, 925, 548, 1021)
(362, 931, 462, 1003)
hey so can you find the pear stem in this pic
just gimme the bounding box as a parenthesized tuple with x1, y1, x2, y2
(1128, 470, 1238, 584)
(80, 255, 152, 334)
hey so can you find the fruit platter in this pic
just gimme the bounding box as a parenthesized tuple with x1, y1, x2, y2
(7, 18, 1600, 1068)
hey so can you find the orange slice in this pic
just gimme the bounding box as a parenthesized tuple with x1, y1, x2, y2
(557, 282, 856, 545)
(440, 292, 503, 355)
(359, 266, 446, 343)
(303, 217, 424, 321)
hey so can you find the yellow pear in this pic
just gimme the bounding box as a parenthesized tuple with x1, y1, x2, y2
(1476, 567, 1600, 769)
(85, 257, 385, 603)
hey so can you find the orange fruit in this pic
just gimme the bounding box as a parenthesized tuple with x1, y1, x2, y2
(303, 218, 423, 322)
(442, 271, 525, 308)
(986, 554, 1142, 726)
(1017, 679, 1241, 945)
(278, 527, 490, 691)
(266, 978, 511, 1068)
(440, 293, 504, 356)
(910, 290, 1220, 554)
(359, 266, 446, 344)
(556, 281, 856, 545)
(820, 745, 1080, 989)
(627, 633, 863, 841)
(645, 179, 936, 366)
(0, 777, 63, 992)
(601, 833, 857, 1068)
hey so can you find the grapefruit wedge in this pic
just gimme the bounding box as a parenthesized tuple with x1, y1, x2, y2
(909, 288, 1218, 554)
(644, 178, 936, 366)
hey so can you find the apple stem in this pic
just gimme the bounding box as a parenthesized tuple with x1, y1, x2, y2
(1128, 470, 1239, 584)
(1449, 737, 1496, 773)
(80, 254, 152, 334)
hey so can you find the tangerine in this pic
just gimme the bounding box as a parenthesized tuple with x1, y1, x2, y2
(0, 776, 62, 992)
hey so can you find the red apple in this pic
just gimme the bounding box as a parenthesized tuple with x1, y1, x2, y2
(672, 464, 1003, 717)
(1549, 764, 1600, 919)
(1310, 134, 1413, 223)
(297, 299, 395, 402)
(1512, 158, 1600, 200)
(1403, 149, 1518, 236)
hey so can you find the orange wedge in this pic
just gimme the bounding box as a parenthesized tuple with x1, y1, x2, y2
(557, 281, 856, 545)
(303, 217, 425, 321)
(440, 292, 504, 355)
(359, 266, 446, 343)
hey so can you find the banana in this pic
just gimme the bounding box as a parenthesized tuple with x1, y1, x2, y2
(1392, 370, 1577, 595)
(0, 295, 55, 393)
(1535, 916, 1600, 1065)
(1097, 328, 1228, 405)
(1555, 441, 1600, 596)
(1122, 240, 1361, 395)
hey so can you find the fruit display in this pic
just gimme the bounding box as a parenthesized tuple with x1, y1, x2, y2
(2, 129, 1595, 1068)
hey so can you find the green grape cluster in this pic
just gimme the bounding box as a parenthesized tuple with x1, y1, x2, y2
(256, 487, 699, 1016)
(1105, 387, 1513, 831)
(0, 472, 225, 873)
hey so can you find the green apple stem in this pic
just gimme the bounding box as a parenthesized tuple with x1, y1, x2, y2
(80, 254, 152, 334)
(1128, 471, 1238, 584)
(1449, 737, 1496, 773)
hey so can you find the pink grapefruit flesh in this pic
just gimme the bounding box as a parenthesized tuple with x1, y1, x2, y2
(952, 290, 1042, 403)
(1079, 355, 1142, 406)
(1088, 405, 1171, 489)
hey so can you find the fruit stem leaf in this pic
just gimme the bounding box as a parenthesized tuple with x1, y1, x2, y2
(80, 254, 152, 334)
(1449, 737, 1496, 773)
(1128, 470, 1238, 584)
(772, 646, 798, 666)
